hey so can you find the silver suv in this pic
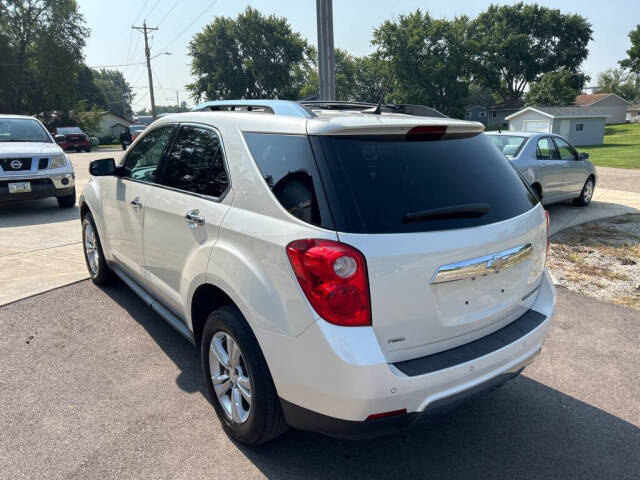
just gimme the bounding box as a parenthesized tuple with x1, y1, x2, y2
(0, 115, 76, 207)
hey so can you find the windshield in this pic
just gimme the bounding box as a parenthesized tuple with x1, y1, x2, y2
(487, 135, 528, 158)
(0, 118, 51, 143)
(309, 133, 537, 234)
(57, 127, 84, 135)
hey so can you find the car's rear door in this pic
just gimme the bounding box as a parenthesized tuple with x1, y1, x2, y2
(102, 125, 175, 285)
(536, 136, 568, 202)
(142, 123, 232, 318)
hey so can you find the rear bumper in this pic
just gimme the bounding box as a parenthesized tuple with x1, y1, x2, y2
(260, 269, 555, 436)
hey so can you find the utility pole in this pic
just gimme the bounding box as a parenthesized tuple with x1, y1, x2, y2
(316, 0, 335, 101)
(132, 21, 159, 119)
(176, 91, 179, 110)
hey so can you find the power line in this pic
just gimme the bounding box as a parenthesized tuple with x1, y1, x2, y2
(145, 0, 164, 23)
(157, 0, 180, 26)
(159, 0, 218, 52)
(132, 0, 150, 25)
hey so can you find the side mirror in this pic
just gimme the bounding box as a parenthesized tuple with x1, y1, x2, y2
(54, 134, 66, 143)
(579, 152, 589, 160)
(89, 158, 119, 176)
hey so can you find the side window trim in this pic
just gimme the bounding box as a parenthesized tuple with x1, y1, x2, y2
(119, 124, 178, 185)
(536, 136, 559, 161)
(155, 122, 232, 202)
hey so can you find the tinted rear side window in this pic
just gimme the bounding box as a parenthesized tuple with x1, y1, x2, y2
(244, 133, 334, 229)
(310, 134, 537, 234)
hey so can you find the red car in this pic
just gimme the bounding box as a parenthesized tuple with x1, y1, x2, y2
(54, 127, 91, 152)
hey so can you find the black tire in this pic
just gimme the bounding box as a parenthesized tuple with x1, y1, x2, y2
(573, 176, 595, 207)
(75, 146, 81, 153)
(57, 187, 76, 208)
(81, 211, 116, 285)
(201, 306, 287, 445)
(85, 146, 91, 152)
(121, 143, 127, 151)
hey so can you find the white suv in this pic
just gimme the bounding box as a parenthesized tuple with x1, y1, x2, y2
(79, 100, 555, 445)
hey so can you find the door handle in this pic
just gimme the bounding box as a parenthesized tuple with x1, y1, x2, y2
(185, 209, 206, 227)
(130, 199, 142, 210)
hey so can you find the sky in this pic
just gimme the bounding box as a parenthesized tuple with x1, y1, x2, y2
(80, 0, 640, 112)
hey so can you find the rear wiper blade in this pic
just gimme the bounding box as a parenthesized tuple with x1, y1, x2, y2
(402, 203, 490, 223)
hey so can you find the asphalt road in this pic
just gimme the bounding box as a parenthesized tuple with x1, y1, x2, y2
(596, 166, 640, 194)
(1, 281, 638, 480)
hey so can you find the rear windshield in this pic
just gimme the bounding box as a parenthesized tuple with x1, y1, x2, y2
(487, 135, 528, 158)
(310, 134, 538, 234)
(57, 127, 83, 134)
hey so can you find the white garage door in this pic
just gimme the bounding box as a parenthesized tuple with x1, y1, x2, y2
(523, 120, 550, 133)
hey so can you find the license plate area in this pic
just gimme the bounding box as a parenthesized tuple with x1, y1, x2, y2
(8, 182, 31, 193)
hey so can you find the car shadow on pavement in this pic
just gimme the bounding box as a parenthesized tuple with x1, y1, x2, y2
(0, 199, 79, 227)
(98, 281, 204, 396)
(98, 282, 639, 480)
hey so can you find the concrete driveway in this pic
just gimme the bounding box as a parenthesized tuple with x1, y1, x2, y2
(0, 149, 122, 305)
(0, 282, 638, 479)
(0, 162, 638, 305)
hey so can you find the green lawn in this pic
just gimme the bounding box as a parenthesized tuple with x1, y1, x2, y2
(583, 123, 640, 169)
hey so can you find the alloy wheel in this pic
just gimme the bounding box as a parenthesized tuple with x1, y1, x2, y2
(209, 331, 252, 424)
(583, 179, 594, 204)
(84, 222, 100, 276)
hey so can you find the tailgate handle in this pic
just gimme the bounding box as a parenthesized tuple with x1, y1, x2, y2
(430, 244, 533, 285)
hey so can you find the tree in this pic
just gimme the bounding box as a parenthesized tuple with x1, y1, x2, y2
(372, 10, 474, 117)
(471, 2, 592, 103)
(187, 7, 308, 101)
(620, 25, 640, 74)
(93, 69, 134, 118)
(0, 0, 89, 114)
(595, 69, 640, 102)
(71, 100, 102, 137)
(466, 82, 497, 108)
(525, 71, 581, 106)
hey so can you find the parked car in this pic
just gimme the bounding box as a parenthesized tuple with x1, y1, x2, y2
(485, 131, 596, 206)
(0, 115, 76, 207)
(54, 126, 91, 153)
(80, 100, 555, 445)
(119, 125, 146, 150)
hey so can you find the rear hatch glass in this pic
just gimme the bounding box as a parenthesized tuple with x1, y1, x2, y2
(309, 133, 537, 233)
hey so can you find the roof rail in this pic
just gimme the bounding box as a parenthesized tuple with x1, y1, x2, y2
(299, 101, 448, 118)
(191, 100, 314, 118)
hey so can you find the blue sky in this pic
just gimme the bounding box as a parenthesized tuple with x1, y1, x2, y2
(80, 0, 640, 111)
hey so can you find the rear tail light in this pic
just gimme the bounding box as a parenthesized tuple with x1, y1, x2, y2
(286, 239, 371, 327)
(407, 125, 447, 141)
(544, 210, 550, 262)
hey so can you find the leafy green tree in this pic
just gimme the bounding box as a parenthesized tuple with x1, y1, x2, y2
(620, 25, 640, 74)
(466, 83, 497, 108)
(187, 7, 308, 101)
(76, 65, 107, 109)
(93, 69, 134, 118)
(471, 2, 592, 103)
(135, 102, 189, 116)
(71, 100, 102, 137)
(525, 71, 582, 106)
(595, 69, 639, 102)
(372, 10, 474, 117)
(0, 0, 89, 114)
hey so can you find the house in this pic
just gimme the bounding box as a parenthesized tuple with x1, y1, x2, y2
(486, 102, 524, 128)
(574, 93, 631, 124)
(626, 104, 640, 123)
(464, 105, 487, 124)
(97, 111, 134, 140)
(506, 106, 609, 146)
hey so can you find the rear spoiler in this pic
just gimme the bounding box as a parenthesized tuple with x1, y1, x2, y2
(306, 119, 485, 137)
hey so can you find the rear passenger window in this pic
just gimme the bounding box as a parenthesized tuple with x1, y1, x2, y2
(536, 138, 558, 160)
(161, 126, 228, 197)
(554, 137, 579, 160)
(243, 133, 333, 228)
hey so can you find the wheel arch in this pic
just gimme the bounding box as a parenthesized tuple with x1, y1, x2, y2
(190, 282, 236, 347)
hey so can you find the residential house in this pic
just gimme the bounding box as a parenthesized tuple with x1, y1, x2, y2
(486, 102, 524, 128)
(97, 111, 134, 140)
(506, 106, 608, 146)
(626, 104, 640, 123)
(574, 93, 631, 124)
(464, 105, 487, 125)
